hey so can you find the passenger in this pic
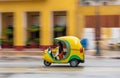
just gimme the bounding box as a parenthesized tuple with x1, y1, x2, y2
(55, 42, 64, 60)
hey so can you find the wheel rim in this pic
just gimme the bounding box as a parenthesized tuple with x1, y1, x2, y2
(70, 59, 78, 67)
(44, 60, 51, 66)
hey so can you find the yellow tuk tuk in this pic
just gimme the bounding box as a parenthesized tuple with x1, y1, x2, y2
(43, 36, 84, 67)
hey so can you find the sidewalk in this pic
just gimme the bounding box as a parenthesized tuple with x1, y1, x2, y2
(85, 50, 120, 59)
(0, 49, 120, 59)
(0, 49, 43, 57)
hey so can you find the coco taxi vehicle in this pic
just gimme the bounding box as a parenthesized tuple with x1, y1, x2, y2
(43, 36, 84, 67)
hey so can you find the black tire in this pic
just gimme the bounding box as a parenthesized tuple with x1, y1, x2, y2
(69, 59, 79, 67)
(44, 60, 51, 66)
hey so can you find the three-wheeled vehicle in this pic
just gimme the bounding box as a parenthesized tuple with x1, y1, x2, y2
(43, 36, 84, 67)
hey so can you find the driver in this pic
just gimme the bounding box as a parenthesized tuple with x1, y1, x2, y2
(55, 41, 64, 60)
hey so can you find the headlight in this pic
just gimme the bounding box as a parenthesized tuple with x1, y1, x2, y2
(44, 49, 48, 54)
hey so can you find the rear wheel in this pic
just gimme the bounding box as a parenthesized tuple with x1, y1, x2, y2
(44, 60, 51, 66)
(69, 59, 79, 67)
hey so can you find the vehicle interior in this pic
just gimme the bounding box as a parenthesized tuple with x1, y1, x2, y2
(48, 41, 69, 60)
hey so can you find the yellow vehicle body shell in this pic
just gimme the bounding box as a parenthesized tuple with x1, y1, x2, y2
(43, 36, 84, 63)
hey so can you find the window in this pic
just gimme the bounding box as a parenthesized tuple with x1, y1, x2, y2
(80, 0, 119, 6)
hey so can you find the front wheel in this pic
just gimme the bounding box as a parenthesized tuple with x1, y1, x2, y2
(69, 59, 79, 67)
(44, 60, 51, 66)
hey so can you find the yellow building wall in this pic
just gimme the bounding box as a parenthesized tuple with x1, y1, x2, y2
(77, 6, 120, 50)
(77, 5, 120, 37)
(1, 0, 120, 48)
(0, 0, 78, 47)
(78, 6, 120, 15)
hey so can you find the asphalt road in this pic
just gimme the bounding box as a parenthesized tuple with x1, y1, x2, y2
(0, 57, 120, 78)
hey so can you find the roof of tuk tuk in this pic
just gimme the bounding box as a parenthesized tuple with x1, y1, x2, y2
(54, 36, 83, 50)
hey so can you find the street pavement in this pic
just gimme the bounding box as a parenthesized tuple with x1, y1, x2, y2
(0, 56, 120, 78)
(0, 49, 120, 78)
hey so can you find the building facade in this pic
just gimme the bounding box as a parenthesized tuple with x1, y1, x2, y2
(0, 0, 120, 50)
(0, 0, 80, 50)
(79, 0, 120, 49)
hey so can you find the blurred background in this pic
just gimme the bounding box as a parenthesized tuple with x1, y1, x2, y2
(0, 0, 120, 78)
(0, 0, 120, 51)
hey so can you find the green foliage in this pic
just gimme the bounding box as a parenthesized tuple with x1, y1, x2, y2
(34, 38, 39, 44)
(8, 39, 13, 45)
(4, 39, 13, 45)
(54, 26, 65, 32)
(0, 39, 2, 44)
(26, 38, 40, 45)
(26, 39, 32, 45)
(27, 25, 40, 32)
(4, 28, 13, 35)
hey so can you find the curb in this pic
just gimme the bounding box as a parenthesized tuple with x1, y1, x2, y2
(85, 55, 120, 59)
(0, 51, 43, 52)
(0, 56, 43, 58)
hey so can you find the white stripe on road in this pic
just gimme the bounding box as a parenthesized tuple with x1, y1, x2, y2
(0, 68, 120, 73)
